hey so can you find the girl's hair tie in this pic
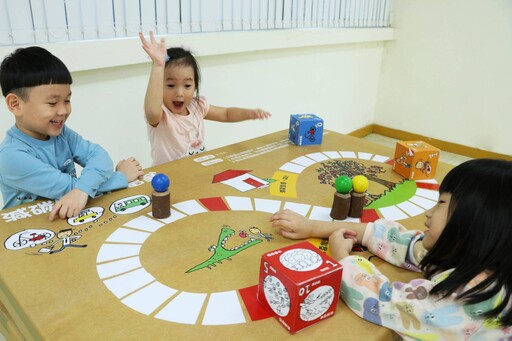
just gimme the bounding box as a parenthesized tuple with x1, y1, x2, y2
(165, 55, 170, 62)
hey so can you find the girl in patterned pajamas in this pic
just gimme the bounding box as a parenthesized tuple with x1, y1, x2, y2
(270, 158, 512, 340)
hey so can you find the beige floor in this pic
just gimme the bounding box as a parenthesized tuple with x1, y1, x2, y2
(362, 133, 473, 166)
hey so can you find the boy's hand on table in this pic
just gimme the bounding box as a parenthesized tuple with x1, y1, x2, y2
(116, 157, 145, 182)
(49, 189, 88, 221)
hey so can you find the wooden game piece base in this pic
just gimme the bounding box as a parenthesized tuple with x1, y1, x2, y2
(152, 190, 171, 219)
(348, 191, 366, 218)
(330, 192, 351, 220)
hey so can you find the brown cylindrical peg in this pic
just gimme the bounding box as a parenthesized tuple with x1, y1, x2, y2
(348, 191, 366, 218)
(152, 190, 170, 219)
(330, 192, 351, 220)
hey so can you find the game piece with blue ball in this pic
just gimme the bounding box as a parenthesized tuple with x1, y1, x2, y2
(151, 173, 171, 219)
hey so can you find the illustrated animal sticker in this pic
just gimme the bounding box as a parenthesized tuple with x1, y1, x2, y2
(263, 275, 291, 316)
(186, 225, 272, 273)
(279, 248, 322, 272)
(299, 285, 335, 321)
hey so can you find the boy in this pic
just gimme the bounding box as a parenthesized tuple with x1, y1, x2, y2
(0, 46, 144, 220)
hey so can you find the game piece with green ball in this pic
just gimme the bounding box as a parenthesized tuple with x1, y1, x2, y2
(330, 175, 352, 220)
(151, 173, 171, 219)
(349, 175, 368, 218)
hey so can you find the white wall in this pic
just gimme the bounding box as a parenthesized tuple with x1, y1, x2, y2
(375, 0, 512, 155)
(0, 29, 389, 171)
(201, 42, 383, 153)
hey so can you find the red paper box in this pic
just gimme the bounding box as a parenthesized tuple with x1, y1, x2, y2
(393, 141, 440, 180)
(256, 241, 342, 334)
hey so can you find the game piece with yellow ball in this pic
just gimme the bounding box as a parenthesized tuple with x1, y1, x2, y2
(348, 175, 368, 218)
(151, 173, 171, 219)
(330, 175, 352, 220)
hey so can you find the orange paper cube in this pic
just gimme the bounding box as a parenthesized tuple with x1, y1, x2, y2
(393, 141, 440, 180)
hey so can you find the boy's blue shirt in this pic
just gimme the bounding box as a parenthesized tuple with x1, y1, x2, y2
(0, 125, 128, 209)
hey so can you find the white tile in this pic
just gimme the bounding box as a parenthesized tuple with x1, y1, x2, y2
(202, 291, 246, 325)
(121, 282, 177, 315)
(155, 292, 207, 324)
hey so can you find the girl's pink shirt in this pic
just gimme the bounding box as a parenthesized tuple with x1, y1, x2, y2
(147, 96, 209, 166)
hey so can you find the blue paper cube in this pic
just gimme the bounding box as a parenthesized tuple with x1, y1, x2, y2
(289, 114, 324, 146)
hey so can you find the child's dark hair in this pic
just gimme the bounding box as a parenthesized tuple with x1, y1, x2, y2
(165, 47, 201, 95)
(0, 46, 72, 100)
(421, 158, 512, 325)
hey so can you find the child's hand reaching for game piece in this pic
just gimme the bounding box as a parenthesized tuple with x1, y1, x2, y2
(328, 229, 357, 261)
(270, 209, 315, 239)
(116, 157, 145, 182)
(49, 189, 89, 221)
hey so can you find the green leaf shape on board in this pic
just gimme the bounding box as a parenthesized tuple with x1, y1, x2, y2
(366, 180, 417, 209)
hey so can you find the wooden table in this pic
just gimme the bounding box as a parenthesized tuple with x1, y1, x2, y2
(0, 130, 453, 340)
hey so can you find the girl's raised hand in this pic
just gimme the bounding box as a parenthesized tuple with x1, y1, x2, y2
(250, 109, 272, 120)
(139, 31, 168, 66)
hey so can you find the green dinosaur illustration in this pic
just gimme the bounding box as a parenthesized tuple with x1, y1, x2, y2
(186, 226, 262, 273)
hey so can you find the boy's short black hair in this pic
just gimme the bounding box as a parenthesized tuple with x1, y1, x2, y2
(0, 46, 72, 99)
